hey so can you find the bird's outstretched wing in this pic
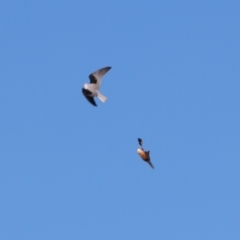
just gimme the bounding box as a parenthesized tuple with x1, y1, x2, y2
(85, 95, 97, 106)
(89, 66, 111, 86)
(82, 88, 97, 106)
(138, 138, 143, 147)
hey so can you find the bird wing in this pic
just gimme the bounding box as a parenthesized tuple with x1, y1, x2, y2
(138, 138, 143, 147)
(89, 66, 111, 86)
(146, 151, 150, 159)
(82, 88, 97, 106)
(85, 95, 97, 106)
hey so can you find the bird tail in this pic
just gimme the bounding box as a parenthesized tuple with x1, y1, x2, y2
(97, 92, 107, 102)
(148, 161, 154, 169)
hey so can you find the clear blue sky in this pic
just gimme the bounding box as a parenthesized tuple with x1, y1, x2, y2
(1, 1, 239, 239)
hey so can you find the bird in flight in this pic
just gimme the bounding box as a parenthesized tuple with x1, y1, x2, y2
(82, 66, 111, 106)
(137, 138, 154, 169)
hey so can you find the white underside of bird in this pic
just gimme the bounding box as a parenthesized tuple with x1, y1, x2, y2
(83, 83, 107, 102)
(82, 66, 111, 106)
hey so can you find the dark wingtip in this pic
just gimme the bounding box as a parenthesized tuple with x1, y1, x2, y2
(138, 138, 143, 146)
(91, 100, 97, 107)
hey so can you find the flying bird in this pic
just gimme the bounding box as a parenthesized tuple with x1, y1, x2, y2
(82, 66, 111, 106)
(137, 138, 154, 169)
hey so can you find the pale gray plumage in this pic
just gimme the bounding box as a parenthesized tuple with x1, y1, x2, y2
(82, 66, 111, 106)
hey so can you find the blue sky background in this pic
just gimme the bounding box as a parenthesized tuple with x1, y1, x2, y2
(1, 1, 240, 239)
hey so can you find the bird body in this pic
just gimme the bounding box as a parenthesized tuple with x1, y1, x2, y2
(137, 148, 150, 161)
(82, 66, 111, 106)
(137, 138, 154, 169)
